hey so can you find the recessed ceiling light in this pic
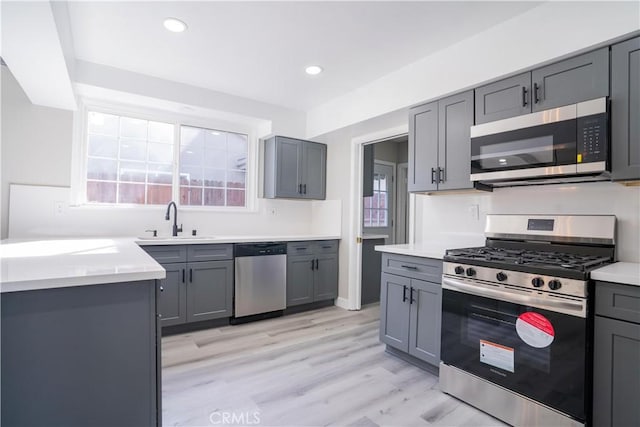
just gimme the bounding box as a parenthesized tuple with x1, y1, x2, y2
(305, 65, 323, 76)
(163, 18, 187, 33)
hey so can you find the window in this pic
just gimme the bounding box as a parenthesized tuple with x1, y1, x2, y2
(84, 110, 249, 208)
(363, 171, 389, 228)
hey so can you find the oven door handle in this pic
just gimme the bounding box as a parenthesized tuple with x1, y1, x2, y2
(442, 276, 586, 318)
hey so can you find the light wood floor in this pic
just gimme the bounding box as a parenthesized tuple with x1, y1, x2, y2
(162, 304, 505, 427)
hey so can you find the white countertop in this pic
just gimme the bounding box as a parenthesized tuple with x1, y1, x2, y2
(375, 234, 485, 260)
(592, 262, 640, 287)
(0, 238, 166, 293)
(136, 234, 341, 245)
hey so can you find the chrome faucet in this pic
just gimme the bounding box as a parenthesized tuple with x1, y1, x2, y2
(165, 201, 183, 237)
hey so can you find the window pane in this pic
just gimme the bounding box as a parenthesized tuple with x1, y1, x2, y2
(370, 210, 379, 227)
(118, 183, 145, 204)
(372, 192, 379, 209)
(204, 149, 226, 169)
(180, 126, 205, 166)
(88, 112, 118, 136)
(88, 134, 118, 158)
(228, 151, 247, 171)
(363, 208, 371, 227)
(147, 185, 172, 205)
(204, 188, 225, 206)
(379, 175, 387, 191)
(379, 209, 387, 227)
(226, 189, 245, 207)
(227, 132, 248, 153)
(180, 166, 202, 186)
(148, 142, 172, 163)
(87, 158, 117, 181)
(204, 130, 226, 151)
(148, 163, 173, 184)
(148, 121, 173, 143)
(363, 197, 372, 209)
(120, 138, 147, 161)
(119, 161, 146, 182)
(373, 175, 380, 192)
(227, 171, 245, 189)
(180, 186, 202, 206)
(87, 181, 116, 203)
(120, 117, 147, 139)
(203, 169, 225, 187)
(379, 192, 387, 209)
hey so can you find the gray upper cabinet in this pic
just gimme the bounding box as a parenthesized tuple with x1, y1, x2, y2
(611, 36, 640, 181)
(263, 135, 326, 200)
(409, 101, 438, 192)
(408, 91, 474, 193)
(286, 240, 338, 307)
(475, 72, 532, 124)
(532, 47, 609, 112)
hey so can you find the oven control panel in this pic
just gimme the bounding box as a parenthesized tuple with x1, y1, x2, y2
(442, 262, 587, 298)
(577, 113, 608, 164)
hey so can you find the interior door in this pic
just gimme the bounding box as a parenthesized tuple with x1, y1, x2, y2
(363, 162, 394, 244)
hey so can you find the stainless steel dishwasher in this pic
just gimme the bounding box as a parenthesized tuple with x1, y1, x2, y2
(234, 243, 287, 318)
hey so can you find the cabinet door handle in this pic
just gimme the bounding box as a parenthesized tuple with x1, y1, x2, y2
(302, 184, 306, 194)
(522, 86, 528, 107)
(401, 264, 417, 270)
(533, 82, 540, 104)
(189, 268, 193, 283)
(321, 245, 332, 249)
(438, 167, 444, 183)
(410, 287, 416, 304)
(182, 269, 185, 283)
(315, 259, 319, 270)
(431, 167, 437, 184)
(402, 285, 408, 302)
(160, 286, 164, 292)
(311, 259, 315, 270)
(298, 184, 302, 194)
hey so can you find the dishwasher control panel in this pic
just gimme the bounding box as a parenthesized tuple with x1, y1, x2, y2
(234, 243, 287, 257)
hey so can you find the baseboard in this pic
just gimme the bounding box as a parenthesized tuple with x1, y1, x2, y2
(334, 297, 350, 310)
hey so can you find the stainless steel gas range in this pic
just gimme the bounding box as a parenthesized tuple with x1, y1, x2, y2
(439, 214, 616, 427)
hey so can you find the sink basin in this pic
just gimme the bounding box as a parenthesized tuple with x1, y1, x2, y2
(137, 235, 216, 241)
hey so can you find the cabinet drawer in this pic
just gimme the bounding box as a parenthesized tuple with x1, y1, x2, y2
(142, 245, 187, 263)
(596, 282, 640, 324)
(382, 253, 442, 283)
(314, 240, 338, 254)
(288, 241, 314, 256)
(187, 244, 233, 262)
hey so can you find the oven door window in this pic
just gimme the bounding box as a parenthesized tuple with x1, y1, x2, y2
(470, 120, 576, 174)
(441, 289, 587, 421)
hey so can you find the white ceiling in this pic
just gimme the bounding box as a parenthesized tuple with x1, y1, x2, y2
(66, 1, 541, 111)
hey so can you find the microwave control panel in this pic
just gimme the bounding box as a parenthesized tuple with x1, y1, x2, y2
(577, 113, 608, 164)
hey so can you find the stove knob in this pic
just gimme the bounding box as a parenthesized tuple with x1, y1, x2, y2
(548, 280, 562, 291)
(454, 266, 465, 275)
(531, 277, 545, 288)
(465, 268, 476, 277)
(496, 272, 507, 282)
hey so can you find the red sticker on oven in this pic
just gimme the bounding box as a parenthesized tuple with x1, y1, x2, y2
(516, 312, 555, 348)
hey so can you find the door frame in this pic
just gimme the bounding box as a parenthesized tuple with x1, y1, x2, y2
(347, 125, 411, 311)
(396, 162, 409, 244)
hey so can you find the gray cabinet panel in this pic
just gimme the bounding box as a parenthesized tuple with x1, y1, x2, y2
(408, 279, 442, 365)
(314, 254, 338, 301)
(187, 244, 233, 261)
(532, 47, 609, 111)
(142, 244, 187, 263)
(288, 241, 314, 256)
(611, 36, 640, 181)
(286, 254, 315, 306)
(158, 263, 187, 326)
(438, 90, 474, 191)
(475, 72, 531, 124)
(186, 260, 233, 322)
(593, 316, 640, 427)
(275, 137, 303, 198)
(409, 102, 438, 192)
(1, 281, 159, 427)
(382, 253, 443, 283)
(303, 142, 326, 199)
(596, 281, 640, 324)
(380, 273, 411, 352)
(314, 240, 339, 254)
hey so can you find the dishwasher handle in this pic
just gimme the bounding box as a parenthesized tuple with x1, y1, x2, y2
(234, 243, 287, 257)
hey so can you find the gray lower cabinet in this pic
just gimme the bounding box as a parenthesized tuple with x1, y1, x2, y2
(408, 90, 474, 193)
(1, 280, 160, 426)
(379, 253, 443, 367)
(143, 244, 233, 326)
(593, 281, 640, 427)
(611, 36, 640, 181)
(263, 135, 327, 200)
(287, 240, 339, 306)
(474, 47, 609, 124)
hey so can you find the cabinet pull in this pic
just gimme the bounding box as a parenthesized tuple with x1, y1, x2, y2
(298, 184, 302, 194)
(522, 86, 528, 107)
(160, 286, 164, 292)
(438, 167, 444, 183)
(296, 247, 308, 251)
(401, 264, 417, 270)
(402, 285, 408, 302)
(431, 167, 437, 184)
(533, 82, 540, 104)
(303, 184, 307, 194)
(315, 259, 319, 270)
(182, 269, 185, 283)
(311, 259, 315, 270)
(321, 245, 332, 249)
(189, 268, 193, 283)
(410, 287, 416, 304)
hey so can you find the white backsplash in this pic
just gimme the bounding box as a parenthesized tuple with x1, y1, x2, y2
(414, 181, 640, 263)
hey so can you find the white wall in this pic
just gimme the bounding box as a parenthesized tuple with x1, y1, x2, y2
(306, 1, 640, 137)
(414, 182, 640, 263)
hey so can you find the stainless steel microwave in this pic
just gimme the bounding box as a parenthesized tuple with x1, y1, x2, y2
(470, 97, 609, 185)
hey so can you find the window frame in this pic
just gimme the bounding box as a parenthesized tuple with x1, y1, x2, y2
(71, 98, 258, 212)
